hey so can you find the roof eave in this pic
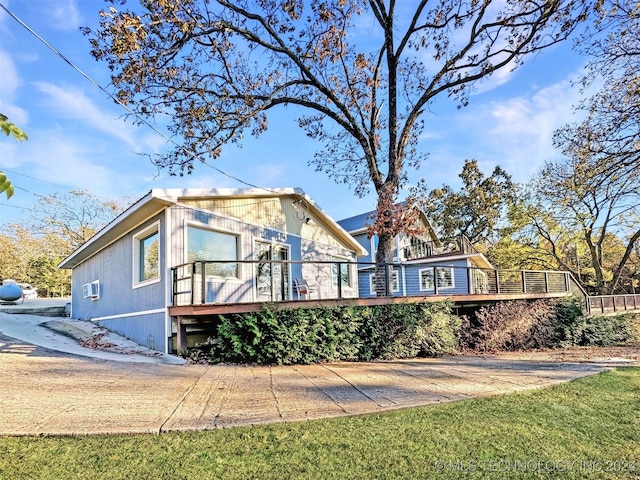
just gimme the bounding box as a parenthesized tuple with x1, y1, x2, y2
(58, 192, 174, 269)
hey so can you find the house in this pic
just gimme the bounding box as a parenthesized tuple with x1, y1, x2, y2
(59, 188, 367, 353)
(337, 208, 494, 298)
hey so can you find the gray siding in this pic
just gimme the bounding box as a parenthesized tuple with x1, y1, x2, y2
(170, 205, 360, 303)
(69, 213, 167, 350)
(96, 312, 166, 351)
(358, 259, 473, 297)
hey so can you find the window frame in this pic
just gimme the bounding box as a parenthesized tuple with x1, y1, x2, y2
(331, 256, 352, 287)
(368, 270, 400, 295)
(419, 266, 455, 291)
(132, 222, 161, 288)
(186, 224, 241, 280)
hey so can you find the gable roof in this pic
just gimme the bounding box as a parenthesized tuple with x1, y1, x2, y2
(59, 187, 366, 269)
(338, 205, 440, 245)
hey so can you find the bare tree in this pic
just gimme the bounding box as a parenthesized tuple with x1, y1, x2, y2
(30, 189, 128, 251)
(554, 0, 640, 177)
(86, 0, 592, 293)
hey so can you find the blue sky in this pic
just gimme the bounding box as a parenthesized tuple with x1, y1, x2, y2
(0, 0, 592, 229)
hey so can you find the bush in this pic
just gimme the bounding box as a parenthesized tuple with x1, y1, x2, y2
(575, 313, 640, 347)
(211, 301, 460, 365)
(459, 298, 640, 352)
(458, 300, 557, 352)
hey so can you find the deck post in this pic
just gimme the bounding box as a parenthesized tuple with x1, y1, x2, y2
(544, 272, 550, 293)
(601, 296, 605, 314)
(521, 271, 527, 294)
(467, 267, 473, 295)
(433, 266, 439, 295)
(176, 316, 188, 355)
(495, 270, 500, 294)
(190, 263, 196, 305)
(172, 268, 177, 306)
(200, 261, 206, 304)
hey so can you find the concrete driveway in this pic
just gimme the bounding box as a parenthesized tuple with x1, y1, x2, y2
(1, 306, 621, 436)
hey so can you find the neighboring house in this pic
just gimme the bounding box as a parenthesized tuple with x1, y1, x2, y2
(337, 208, 494, 298)
(59, 188, 367, 353)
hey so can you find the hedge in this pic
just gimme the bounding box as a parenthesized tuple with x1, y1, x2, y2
(198, 301, 461, 365)
(186, 298, 639, 364)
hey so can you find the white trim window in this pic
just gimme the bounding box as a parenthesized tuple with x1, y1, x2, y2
(369, 271, 399, 295)
(133, 223, 161, 286)
(419, 266, 455, 291)
(187, 225, 239, 278)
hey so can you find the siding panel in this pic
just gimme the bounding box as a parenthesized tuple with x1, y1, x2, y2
(69, 213, 168, 350)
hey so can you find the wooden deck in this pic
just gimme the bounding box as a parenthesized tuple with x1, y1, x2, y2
(169, 291, 574, 353)
(169, 291, 573, 317)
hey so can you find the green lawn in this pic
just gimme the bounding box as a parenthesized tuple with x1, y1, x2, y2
(1, 367, 639, 479)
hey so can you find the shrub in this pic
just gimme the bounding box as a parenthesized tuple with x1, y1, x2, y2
(458, 300, 557, 352)
(576, 313, 640, 347)
(459, 298, 640, 352)
(551, 298, 585, 346)
(361, 302, 460, 360)
(211, 301, 460, 365)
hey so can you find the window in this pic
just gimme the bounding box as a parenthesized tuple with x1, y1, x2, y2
(140, 232, 159, 281)
(332, 257, 351, 287)
(369, 271, 399, 294)
(133, 224, 160, 285)
(419, 266, 455, 291)
(187, 225, 239, 278)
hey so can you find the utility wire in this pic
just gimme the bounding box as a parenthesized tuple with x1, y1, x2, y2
(0, 2, 278, 194)
(0, 168, 76, 191)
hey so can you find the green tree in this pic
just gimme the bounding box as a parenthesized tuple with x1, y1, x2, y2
(421, 159, 515, 246)
(86, 0, 592, 294)
(0, 113, 28, 199)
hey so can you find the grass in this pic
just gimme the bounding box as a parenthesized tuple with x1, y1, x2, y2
(1, 367, 639, 479)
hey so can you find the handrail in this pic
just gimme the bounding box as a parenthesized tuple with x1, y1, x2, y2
(170, 259, 575, 307)
(586, 293, 640, 315)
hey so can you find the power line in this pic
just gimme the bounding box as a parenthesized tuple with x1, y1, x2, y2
(0, 168, 75, 191)
(0, 2, 278, 195)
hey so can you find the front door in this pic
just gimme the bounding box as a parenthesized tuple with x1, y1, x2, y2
(255, 241, 290, 301)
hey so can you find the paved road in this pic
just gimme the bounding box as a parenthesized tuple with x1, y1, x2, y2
(0, 324, 613, 436)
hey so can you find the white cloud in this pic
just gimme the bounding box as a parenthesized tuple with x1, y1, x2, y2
(472, 59, 519, 94)
(0, 50, 28, 125)
(33, 82, 141, 148)
(460, 74, 587, 180)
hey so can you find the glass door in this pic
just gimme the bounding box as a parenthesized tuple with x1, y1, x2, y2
(255, 241, 290, 301)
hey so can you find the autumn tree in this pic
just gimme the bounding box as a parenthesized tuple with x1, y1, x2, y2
(0, 225, 72, 297)
(554, 0, 639, 179)
(517, 156, 640, 294)
(0, 190, 128, 296)
(86, 0, 592, 294)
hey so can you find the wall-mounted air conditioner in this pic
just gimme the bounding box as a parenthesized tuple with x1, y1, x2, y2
(82, 280, 100, 300)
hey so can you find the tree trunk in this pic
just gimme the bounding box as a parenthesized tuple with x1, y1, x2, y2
(375, 232, 394, 297)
